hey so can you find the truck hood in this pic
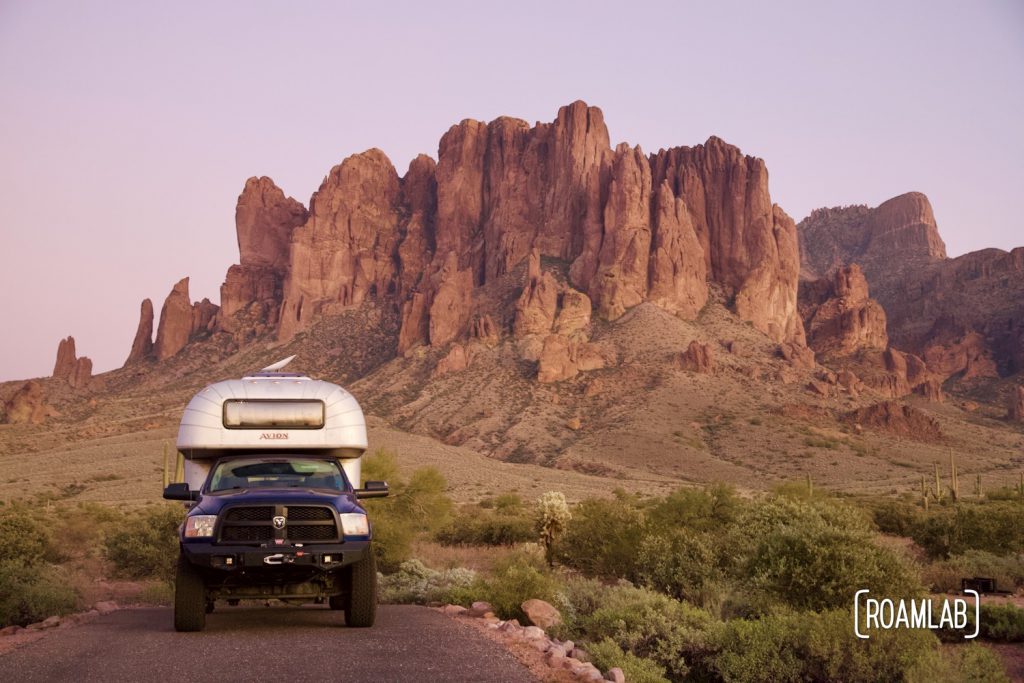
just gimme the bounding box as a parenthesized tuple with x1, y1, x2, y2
(189, 488, 366, 516)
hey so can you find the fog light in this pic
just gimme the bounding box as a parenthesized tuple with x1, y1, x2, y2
(323, 555, 333, 563)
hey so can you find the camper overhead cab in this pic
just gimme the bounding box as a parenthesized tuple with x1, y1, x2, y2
(163, 356, 388, 632)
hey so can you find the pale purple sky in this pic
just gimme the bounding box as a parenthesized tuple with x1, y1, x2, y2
(1, 1, 1022, 382)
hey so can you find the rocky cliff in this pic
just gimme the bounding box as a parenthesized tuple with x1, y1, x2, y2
(799, 193, 1022, 381)
(128, 101, 808, 366)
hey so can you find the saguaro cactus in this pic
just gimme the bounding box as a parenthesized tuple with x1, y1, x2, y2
(949, 451, 959, 502)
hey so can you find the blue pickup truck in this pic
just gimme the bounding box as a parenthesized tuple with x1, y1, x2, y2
(163, 358, 388, 631)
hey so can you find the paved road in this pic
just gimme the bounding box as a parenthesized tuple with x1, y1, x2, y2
(0, 605, 537, 683)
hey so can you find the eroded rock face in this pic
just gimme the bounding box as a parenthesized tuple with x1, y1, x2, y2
(799, 192, 946, 281)
(279, 149, 403, 341)
(4, 381, 58, 424)
(235, 176, 308, 271)
(648, 182, 707, 319)
(428, 252, 473, 347)
(678, 340, 715, 374)
(514, 250, 559, 337)
(799, 193, 1022, 380)
(53, 336, 77, 379)
(1009, 386, 1024, 422)
(800, 264, 888, 356)
(52, 336, 93, 389)
(126, 299, 154, 364)
(844, 401, 943, 442)
(650, 138, 805, 344)
(154, 278, 194, 361)
(221, 177, 307, 340)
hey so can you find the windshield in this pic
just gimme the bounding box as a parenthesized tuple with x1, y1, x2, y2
(208, 457, 347, 492)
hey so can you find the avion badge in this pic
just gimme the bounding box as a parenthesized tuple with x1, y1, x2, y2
(259, 432, 288, 440)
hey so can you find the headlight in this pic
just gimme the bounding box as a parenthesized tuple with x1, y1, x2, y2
(185, 515, 217, 538)
(339, 513, 369, 536)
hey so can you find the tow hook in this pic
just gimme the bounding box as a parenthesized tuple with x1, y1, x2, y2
(263, 553, 294, 565)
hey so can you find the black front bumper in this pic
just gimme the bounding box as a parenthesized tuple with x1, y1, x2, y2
(181, 539, 370, 572)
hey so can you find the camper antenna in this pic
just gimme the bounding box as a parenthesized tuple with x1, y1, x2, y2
(260, 355, 297, 372)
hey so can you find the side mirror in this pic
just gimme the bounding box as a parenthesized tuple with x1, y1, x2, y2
(355, 480, 389, 499)
(164, 482, 200, 501)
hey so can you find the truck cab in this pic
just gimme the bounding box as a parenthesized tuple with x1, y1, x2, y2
(164, 357, 387, 632)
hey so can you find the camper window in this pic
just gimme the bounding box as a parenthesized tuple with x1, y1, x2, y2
(222, 399, 326, 429)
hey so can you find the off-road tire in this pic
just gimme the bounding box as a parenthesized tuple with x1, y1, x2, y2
(344, 549, 377, 627)
(174, 554, 207, 632)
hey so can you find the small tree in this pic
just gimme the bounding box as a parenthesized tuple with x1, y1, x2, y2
(537, 491, 571, 566)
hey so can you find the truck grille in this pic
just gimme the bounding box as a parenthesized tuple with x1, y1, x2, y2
(218, 505, 339, 544)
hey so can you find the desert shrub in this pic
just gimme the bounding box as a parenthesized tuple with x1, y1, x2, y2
(712, 609, 938, 683)
(922, 550, 1024, 593)
(741, 497, 922, 611)
(0, 563, 78, 627)
(103, 504, 182, 582)
(974, 603, 1024, 642)
(555, 497, 645, 579)
(907, 642, 1009, 683)
(586, 637, 670, 683)
(644, 484, 740, 534)
(872, 500, 923, 536)
(634, 528, 720, 604)
(0, 504, 49, 564)
(453, 547, 558, 622)
(435, 509, 535, 546)
(378, 559, 476, 604)
(912, 502, 1024, 559)
(360, 450, 454, 572)
(556, 578, 715, 680)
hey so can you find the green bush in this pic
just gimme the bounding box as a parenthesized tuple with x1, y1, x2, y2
(555, 497, 645, 579)
(712, 609, 938, 683)
(0, 504, 50, 564)
(0, 563, 78, 627)
(360, 450, 454, 572)
(103, 504, 183, 582)
(912, 503, 1024, 559)
(556, 577, 715, 680)
(743, 497, 922, 611)
(586, 637, 670, 683)
(975, 603, 1024, 642)
(907, 642, 1009, 682)
(922, 550, 1024, 593)
(456, 548, 558, 622)
(436, 508, 535, 546)
(872, 500, 923, 536)
(634, 528, 720, 605)
(378, 559, 476, 604)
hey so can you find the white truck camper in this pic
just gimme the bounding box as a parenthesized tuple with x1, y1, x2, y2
(176, 355, 370, 489)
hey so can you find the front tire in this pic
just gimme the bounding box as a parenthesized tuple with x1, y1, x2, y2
(344, 549, 377, 627)
(174, 554, 207, 632)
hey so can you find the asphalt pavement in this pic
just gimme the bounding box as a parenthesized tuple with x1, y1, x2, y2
(0, 604, 538, 682)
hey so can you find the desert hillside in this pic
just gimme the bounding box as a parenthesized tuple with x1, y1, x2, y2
(2, 102, 1022, 505)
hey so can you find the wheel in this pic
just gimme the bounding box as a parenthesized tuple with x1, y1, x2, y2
(344, 549, 377, 627)
(328, 594, 345, 611)
(174, 554, 207, 632)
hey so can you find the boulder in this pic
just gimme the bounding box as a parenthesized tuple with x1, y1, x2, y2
(5, 380, 58, 424)
(433, 344, 469, 377)
(678, 340, 715, 374)
(521, 598, 563, 629)
(553, 288, 592, 337)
